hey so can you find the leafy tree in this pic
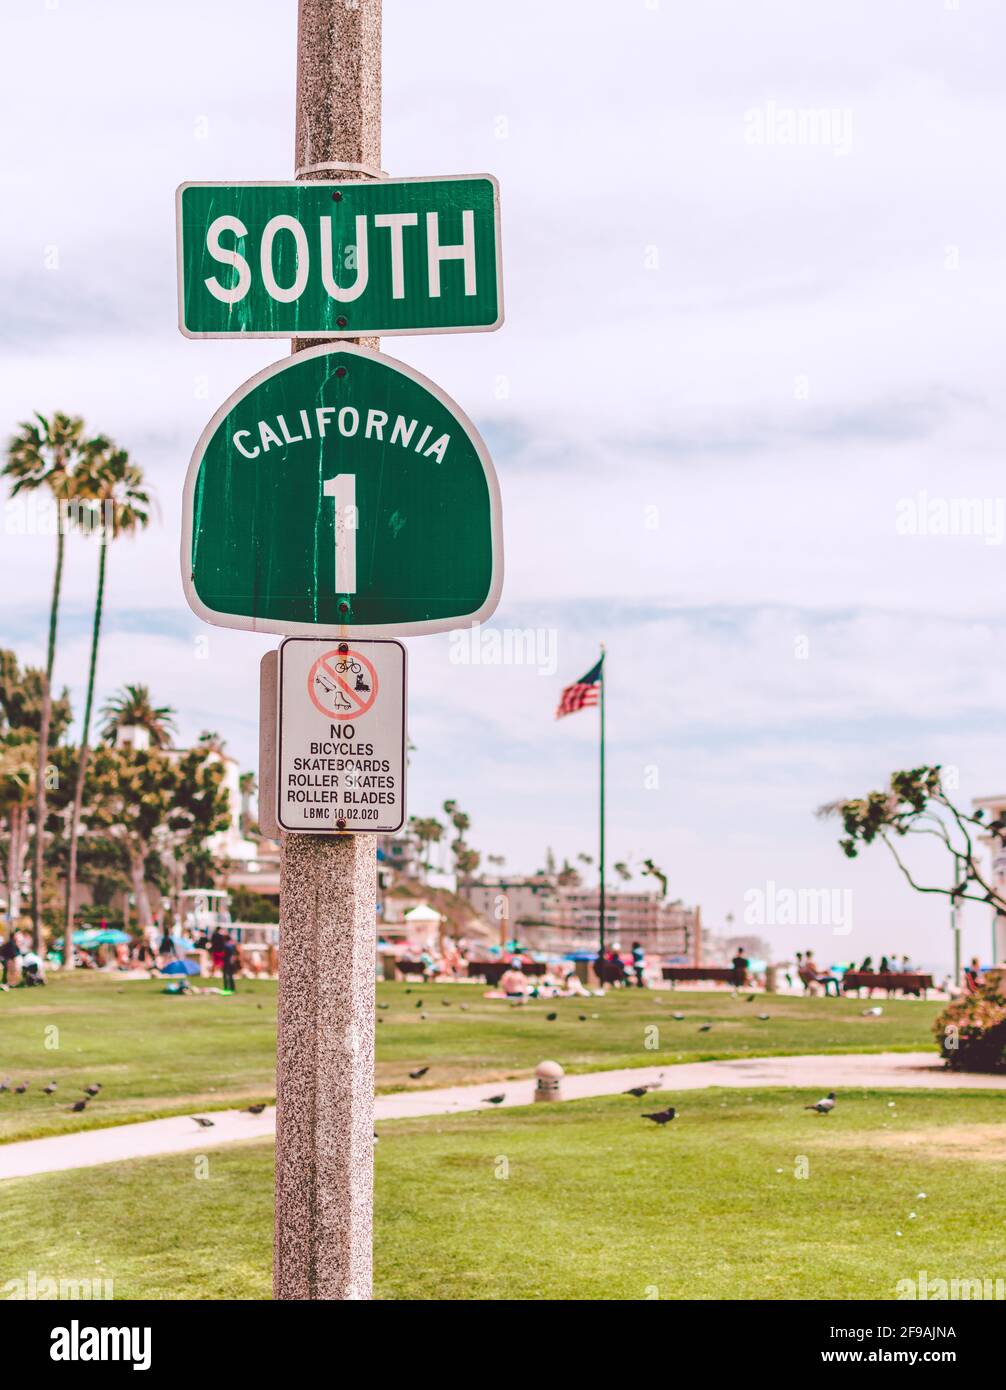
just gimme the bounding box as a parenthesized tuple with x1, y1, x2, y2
(238, 771, 257, 838)
(819, 764, 1006, 912)
(64, 444, 152, 952)
(613, 861, 632, 882)
(0, 650, 72, 930)
(99, 685, 177, 749)
(642, 858, 668, 898)
(82, 746, 229, 929)
(228, 884, 279, 924)
(0, 739, 35, 925)
(3, 412, 91, 947)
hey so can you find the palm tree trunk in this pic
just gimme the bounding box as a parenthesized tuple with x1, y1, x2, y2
(129, 849, 152, 930)
(6, 807, 22, 923)
(64, 534, 108, 965)
(32, 525, 65, 953)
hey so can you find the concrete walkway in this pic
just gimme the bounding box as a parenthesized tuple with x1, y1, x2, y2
(2, 1051, 1003, 1182)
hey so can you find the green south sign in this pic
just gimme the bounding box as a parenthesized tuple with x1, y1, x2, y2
(181, 345, 503, 636)
(176, 175, 502, 338)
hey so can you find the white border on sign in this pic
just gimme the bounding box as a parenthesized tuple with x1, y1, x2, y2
(276, 637, 407, 835)
(175, 174, 504, 339)
(179, 343, 504, 637)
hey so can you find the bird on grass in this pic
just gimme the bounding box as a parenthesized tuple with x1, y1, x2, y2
(673, 1012, 685, 1021)
(746, 994, 756, 1003)
(642, 1107, 677, 1126)
(192, 1116, 215, 1128)
(70, 1100, 87, 1113)
(757, 1013, 770, 1021)
(546, 1012, 558, 1021)
(84, 1084, 101, 1097)
(378, 1002, 389, 1010)
(14, 1083, 28, 1094)
(43, 1082, 57, 1095)
(482, 1093, 506, 1105)
(243, 1104, 267, 1115)
(409, 1066, 429, 1080)
(0, 1079, 10, 1093)
(862, 1006, 883, 1017)
(624, 1077, 663, 1098)
(578, 1013, 588, 1021)
(415, 1000, 423, 1009)
(441, 1000, 451, 1007)
(804, 1092, 836, 1115)
(698, 1024, 713, 1033)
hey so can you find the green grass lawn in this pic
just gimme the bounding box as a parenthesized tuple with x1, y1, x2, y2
(0, 973, 942, 1143)
(1, 1087, 1002, 1300)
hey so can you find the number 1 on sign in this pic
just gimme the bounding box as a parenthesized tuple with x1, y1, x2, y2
(323, 474, 357, 593)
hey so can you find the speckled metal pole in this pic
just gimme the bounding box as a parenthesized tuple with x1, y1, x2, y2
(274, 0, 381, 1302)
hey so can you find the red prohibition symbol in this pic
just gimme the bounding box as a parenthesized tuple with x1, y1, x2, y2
(308, 648, 380, 719)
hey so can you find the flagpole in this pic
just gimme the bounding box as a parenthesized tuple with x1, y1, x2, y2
(599, 644, 606, 956)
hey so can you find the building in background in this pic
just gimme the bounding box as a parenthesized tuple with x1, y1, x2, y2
(459, 875, 696, 955)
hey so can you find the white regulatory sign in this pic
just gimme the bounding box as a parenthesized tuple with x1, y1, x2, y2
(277, 637, 406, 834)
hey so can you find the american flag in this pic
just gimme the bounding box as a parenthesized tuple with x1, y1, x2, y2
(555, 656, 603, 718)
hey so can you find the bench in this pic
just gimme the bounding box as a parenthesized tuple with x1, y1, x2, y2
(395, 957, 431, 979)
(662, 966, 740, 985)
(465, 960, 548, 985)
(842, 971, 934, 999)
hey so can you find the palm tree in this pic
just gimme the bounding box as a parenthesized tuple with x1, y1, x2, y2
(408, 815, 443, 882)
(64, 446, 152, 952)
(3, 412, 88, 949)
(99, 685, 176, 749)
(0, 738, 36, 926)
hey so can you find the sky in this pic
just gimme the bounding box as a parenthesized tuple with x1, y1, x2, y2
(2, 0, 1006, 971)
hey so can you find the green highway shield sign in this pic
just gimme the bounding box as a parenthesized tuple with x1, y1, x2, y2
(181, 345, 503, 636)
(176, 175, 502, 338)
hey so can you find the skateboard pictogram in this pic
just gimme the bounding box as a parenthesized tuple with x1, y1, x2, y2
(308, 648, 380, 719)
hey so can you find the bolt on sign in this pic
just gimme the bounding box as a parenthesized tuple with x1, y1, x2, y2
(181, 344, 503, 636)
(277, 637, 405, 834)
(176, 175, 502, 338)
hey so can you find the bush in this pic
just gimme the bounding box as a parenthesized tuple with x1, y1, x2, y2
(933, 981, 1006, 1073)
(227, 885, 279, 924)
